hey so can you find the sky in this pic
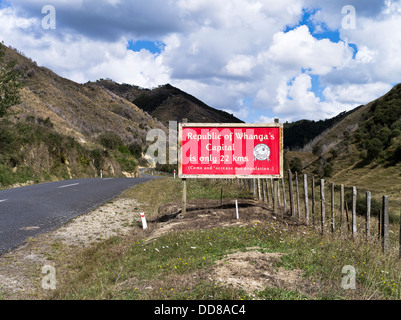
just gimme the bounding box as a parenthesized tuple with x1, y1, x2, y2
(0, 0, 400, 123)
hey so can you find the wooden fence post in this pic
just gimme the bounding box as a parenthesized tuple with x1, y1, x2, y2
(340, 185, 344, 236)
(288, 170, 295, 217)
(182, 178, 187, 215)
(321, 179, 325, 235)
(277, 179, 281, 207)
(345, 201, 351, 233)
(295, 172, 300, 220)
(399, 209, 401, 259)
(262, 179, 266, 203)
(382, 195, 389, 253)
(281, 178, 287, 213)
(265, 179, 270, 207)
(366, 191, 371, 240)
(270, 178, 274, 204)
(182, 118, 187, 216)
(312, 176, 315, 227)
(273, 178, 279, 214)
(352, 186, 357, 239)
(303, 174, 309, 225)
(331, 182, 335, 234)
(378, 209, 381, 241)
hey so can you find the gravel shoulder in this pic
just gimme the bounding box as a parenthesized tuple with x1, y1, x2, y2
(0, 195, 143, 299)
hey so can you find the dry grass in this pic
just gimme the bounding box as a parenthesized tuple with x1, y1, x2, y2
(2, 177, 401, 300)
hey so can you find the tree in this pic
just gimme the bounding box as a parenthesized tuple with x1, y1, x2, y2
(323, 164, 333, 178)
(98, 131, 123, 149)
(0, 43, 23, 118)
(366, 138, 383, 160)
(289, 157, 303, 173)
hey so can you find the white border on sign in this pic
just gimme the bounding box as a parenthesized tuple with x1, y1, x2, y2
(178, 123, 284, 179)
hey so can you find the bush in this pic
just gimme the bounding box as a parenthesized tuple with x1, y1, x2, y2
(289, 157, 303, 173)
(323, 164, 333, 178)
(118, 145, 131, 155)
(312, 145, 322, 156)
(90, 149, 105, 171)
(366, 138, 383, 160)
(393, 144, 401, 163)
(129, 143, 143, 158)
(98, 132, 123, 149)
(391, 129, 401, 138)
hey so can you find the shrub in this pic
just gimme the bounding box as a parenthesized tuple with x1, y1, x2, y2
(312, 145, 322, 156)
(129, 143, 143, 158)
(393, 144, 401, 163)
(366, 138, 383, 160)
(118, 145, 131, 155)
(323, 164, 333, 178)
(98, 132, 123, 149)
(289, 157, 303, 173)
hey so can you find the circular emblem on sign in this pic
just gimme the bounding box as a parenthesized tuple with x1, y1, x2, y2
(253, 144, 270, 161)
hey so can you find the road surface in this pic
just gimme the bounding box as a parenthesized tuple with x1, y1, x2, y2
(0, 175, 158, 254)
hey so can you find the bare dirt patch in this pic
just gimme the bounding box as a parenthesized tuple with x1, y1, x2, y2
(143, 199, 318, 297)
(212, 249, 304, 295)
(146, 198, 294, 241)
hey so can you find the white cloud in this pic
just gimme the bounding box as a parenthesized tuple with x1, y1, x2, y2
(268, 25, 354, 75)
(1, 0, 400, 124)
(222, 54, 257, 78)
(340, 7, 401, 84)
(323, 82, 392, 106)
(272, 74, 323, 120)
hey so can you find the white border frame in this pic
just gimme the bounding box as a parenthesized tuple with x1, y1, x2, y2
(178, 123, 284, 179)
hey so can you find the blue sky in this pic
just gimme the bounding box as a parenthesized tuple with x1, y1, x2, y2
(0, 0, 399, 123)
(127, 40, 165, 55)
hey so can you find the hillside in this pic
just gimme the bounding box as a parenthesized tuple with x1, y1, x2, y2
(285, 84, 401, 214)
(283, 107, 363, 150)
(0, 43, 166, 186)
(92, 80, 244, 126)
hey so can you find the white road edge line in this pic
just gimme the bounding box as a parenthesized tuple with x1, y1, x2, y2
(102, 178, 113, 180)
(0, 199, 7, 203)
(58, 183, 80, 189)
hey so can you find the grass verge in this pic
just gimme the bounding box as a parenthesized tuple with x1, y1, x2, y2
(38, 177, 401, 300)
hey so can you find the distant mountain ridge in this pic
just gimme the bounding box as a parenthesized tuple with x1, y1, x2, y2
(92, 80, 244, 126)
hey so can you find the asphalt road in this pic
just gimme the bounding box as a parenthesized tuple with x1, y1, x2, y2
(0, 175, 159, 254)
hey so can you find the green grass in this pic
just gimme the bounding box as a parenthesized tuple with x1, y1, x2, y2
(49, 215, 401, 300)
(122, 178, 252, 220)
(32, 177, 401, 300)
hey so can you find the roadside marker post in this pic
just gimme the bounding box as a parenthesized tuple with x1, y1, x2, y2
(140, 212, 148, 230)
(235, 200, 239, 220)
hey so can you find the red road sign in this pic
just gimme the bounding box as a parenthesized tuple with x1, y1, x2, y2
(178, 123, 283, 178)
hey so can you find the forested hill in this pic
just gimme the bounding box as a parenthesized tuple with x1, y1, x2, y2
(283, 107, 363, 150)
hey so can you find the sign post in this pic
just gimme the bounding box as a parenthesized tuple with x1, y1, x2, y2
(178, 122, 284, 213)
(182, 118, 187, 216)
